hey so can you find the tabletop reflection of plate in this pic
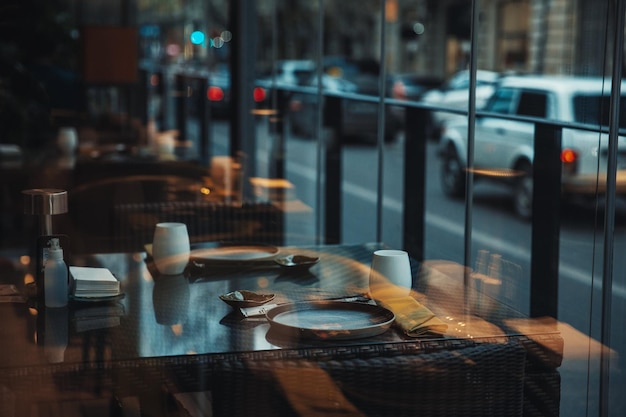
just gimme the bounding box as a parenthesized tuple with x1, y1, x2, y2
(266, 301, 395, 340)
(190, 245, 279, 263)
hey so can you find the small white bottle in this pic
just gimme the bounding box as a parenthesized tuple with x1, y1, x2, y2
(44, 238, 69, 307)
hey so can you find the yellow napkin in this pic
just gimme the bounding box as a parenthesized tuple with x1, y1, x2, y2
(378, 296, 448, 337)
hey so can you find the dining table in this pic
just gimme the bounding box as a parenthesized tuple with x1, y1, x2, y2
(0, 241, 563, 417)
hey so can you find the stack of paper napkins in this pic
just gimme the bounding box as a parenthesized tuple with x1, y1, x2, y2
(70, 266, 120, 298)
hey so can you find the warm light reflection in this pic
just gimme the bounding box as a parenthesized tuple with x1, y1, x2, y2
(466, 167, 524, 177)
(142, 268, 154, 282)
(250, 108, 278, 116)
(19, 255, 30, 266)
(171, 324, 183, 336)
(200, 187, 211, 195)
(257, 277, 270, 289)
(24, 273, 35, 285)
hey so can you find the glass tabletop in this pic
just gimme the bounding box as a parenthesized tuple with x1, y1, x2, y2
(0, 242, 537, 372)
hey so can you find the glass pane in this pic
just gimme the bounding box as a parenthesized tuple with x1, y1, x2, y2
(3, 0, 626, 416)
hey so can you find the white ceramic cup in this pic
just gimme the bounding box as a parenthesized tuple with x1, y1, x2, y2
(152, 222, 190, 275)
(369, 249, 413, 298)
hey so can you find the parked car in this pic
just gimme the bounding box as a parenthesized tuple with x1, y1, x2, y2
(438, 75, 626, 219)
(387, 73, 443, 138)
(421, 69, 500, 139)
(289, 58, 402, 144)
(207, 62, 267, 118)
(388, 73, 443, 101)
(257, 59, 316, 88)
(288, 73, 355, 136)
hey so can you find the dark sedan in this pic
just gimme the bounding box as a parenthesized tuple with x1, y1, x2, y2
(289, 66, 402, 144)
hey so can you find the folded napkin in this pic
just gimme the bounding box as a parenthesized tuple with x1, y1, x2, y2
(378, 296, 448, 337)
(70, 266, 120, 298)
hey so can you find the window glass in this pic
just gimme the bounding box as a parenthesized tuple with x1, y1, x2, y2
(485, 88, 516, 114)
(516, 91, 548, 117)
(2, 1, 626, 416)
(574, 94, 626, 128)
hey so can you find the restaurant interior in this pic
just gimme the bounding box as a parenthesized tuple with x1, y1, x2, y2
(1, 0, 625, 416)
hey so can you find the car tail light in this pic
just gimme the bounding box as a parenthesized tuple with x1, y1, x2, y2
(207, 86, 225, 102)
(561, 148, 578, 174)
(253, 87, 266, 102)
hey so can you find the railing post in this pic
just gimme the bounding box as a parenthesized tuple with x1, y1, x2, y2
(269, 88, 290, 179)
(530, 122, 561, 318)
(403, 106, 428, 262)
(154, 70, 168, 130)
(174, 74, 188, 142)
(197, 76, 211, 166)
(230, 0, 257, 199)
(324, 95, 343, 244)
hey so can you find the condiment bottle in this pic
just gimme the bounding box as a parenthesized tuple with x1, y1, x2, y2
(44, 238, 69, 307)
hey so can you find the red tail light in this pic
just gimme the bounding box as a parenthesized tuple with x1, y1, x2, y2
(253, 87, 266, 102)
(561, 148, 577, 163)
(207, 86, 225, 102)
(561, 148, 578, 174)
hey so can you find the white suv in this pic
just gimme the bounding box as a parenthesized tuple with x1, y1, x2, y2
(421, 69, 500, 139)
(438, 75, 626, 219)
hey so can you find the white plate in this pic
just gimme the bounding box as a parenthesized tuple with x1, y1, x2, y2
(190, 245, 279, 262)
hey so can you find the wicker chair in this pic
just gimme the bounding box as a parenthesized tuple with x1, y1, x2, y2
(209, 340, 527, 417)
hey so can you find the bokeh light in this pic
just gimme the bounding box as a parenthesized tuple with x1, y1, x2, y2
(166, 43, 181, 56)
(212, 37, 225, 48)
(190, 30, 205, 45)
(220, 30, 232, 42)
(413, 22, 425, 35)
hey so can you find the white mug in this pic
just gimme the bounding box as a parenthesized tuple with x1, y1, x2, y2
(152, 222, 190, 275)
(369, 249, 413, 298)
